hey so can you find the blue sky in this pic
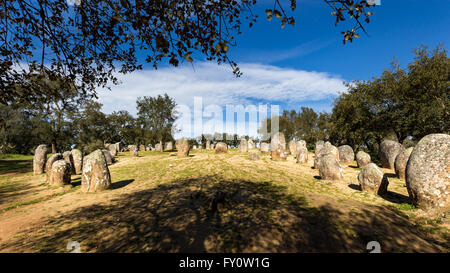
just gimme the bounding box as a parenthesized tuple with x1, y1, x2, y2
(97, 0, 450, 137)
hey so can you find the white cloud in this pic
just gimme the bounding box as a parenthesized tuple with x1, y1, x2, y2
(97, 62, 347, 116)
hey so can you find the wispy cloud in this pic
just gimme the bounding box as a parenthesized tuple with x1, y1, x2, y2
(97, 62, 346, 115)
(233, 39, 334, 64)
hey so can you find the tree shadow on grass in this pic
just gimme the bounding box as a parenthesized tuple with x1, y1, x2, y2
(70, 178, 135, 190)
(71, 177, 81, 187)
(381, 191, 411, 205)
(348, 184, 361, 191)
(1, 175, 446, 253)
(0, 183, 40, 206)
(0, 159, 33, 175)
(110, 179, 135, 190)
(384, 173, 397, 178)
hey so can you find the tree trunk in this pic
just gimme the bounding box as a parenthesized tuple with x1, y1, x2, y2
(51, 141, 57, 154)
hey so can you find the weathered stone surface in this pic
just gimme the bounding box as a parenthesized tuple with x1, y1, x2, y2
(296, 140, 307, 151)
(46, 153, 63, 182)
(270, 132, 287, 161)
(115, 142, 121, 153)
(176, 138, 190, 158)
(248, 139, 255, 149)
(319, 155, 343, 181)
(206, 140, 211, 149)
(157, 141, 163, 152)
(101, 149, 115, 165)
(260, 142, 270, 152)
(394, 147, 414, 179)
(338, 145, 354, 163)
(71, 149, 83, 174)
(62, 151, 76, 175)
(314, 142, 339, 169)
(130, 145, 138, 157)
(288, 140, 297, 156)
(239, 138, 248, 153)
(165, 141, 173, 151)
(154, 143, 160, 151)
(215, 142, 228, 153)
(249, 152, 260, 160)
(108, 144, 117, 157)
(33, 144, 48, 175)
(406, 134, 450, 211)
(192, 145, 197, 150)
(379, 140, 404, 169)
(314, 141, 324, 156)
(358, 163, 389, 195)
(139, 144, 145, 152)
(296, 147, 308, 164)
(82, 149, 111, 192)
(49, 160, 72, 186)
(210, 144, 215, 150)
(356, 151, 371, 168)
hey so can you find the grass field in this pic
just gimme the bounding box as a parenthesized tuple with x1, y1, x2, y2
(0, 149, 448, 253)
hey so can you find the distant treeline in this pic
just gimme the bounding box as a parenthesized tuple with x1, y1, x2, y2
(0, 45, 448, 155)
(260, 45, 449, 153)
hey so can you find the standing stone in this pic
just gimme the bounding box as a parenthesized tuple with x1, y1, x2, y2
(356, 151, 371, 168)
(248, 139, 255, 149)
(49, 160, 72, 186)
(260, 142, 270, 152)
(296, 147, 308, 164)
(102, 149, 115, 165)
(211, 144, 215, 150)
(176, 138, 190, 158)
(296, 140, 307, 151)
(215, 142, 228, 153)
(158, 141, 164, 152)
(71, 149, 83, 174)
(46, 153, 63, 182)
(130, 145, 138, 157)
(108, 144, 117, 157)
(270, 132, 287, 161)
(406, 134, 450, 211)
(315, 141, 325, 156)
(338, 145, 355, 163)
(62, 151, 76, 175)
(379, 140, 404, 169)
(239, 138, 248, 153)
(192, 145, 197, 150)
(314, 142, 339, 169)
(139, 144, 146, 152)
(115, 142, 121, 153)
(33, 144, 48, 175)
(319, 155, 343, 181)
(165, 141, 173, 151)
(81, 149, 111, 192)
(206, 140, 211, 149)
(358, 163, 389, 195)
(288, 140, 297, 156)
(394, 147, 414, 179)
(249, 152, 260, 160)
